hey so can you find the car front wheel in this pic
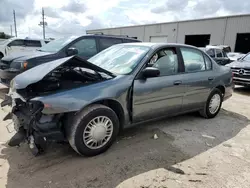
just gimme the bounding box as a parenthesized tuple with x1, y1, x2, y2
(200, 88, 223, 118)
(67, 104, 119, 156)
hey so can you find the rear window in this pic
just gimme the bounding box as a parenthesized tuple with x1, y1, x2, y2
(205, 49, 215, 58)
(223, 46, 231, 53)
(25, 40, 42, 47)
(215, 49, 223, 57)
(99, 38, 123, 50)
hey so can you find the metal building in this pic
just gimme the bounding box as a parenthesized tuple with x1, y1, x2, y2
(87, 14, 250, 53)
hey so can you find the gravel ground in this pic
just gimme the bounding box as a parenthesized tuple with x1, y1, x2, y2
(0, 85, 250, 188)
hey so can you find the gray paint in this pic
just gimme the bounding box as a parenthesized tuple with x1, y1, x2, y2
(87, 14, 250, 51)
(12, 43, 233, 128)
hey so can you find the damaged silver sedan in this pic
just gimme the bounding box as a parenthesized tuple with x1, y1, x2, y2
(2, 43, 233, 156)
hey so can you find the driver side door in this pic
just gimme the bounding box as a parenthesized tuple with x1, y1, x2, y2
(132, 47, 185, 123)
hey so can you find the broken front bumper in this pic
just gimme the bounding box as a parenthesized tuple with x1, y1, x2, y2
(2, 94, 65, 155)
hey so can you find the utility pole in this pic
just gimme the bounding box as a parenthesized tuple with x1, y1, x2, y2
(13, 10, 17, 37)
(38, 8, 47, 39)
(10, 25, 12, 36)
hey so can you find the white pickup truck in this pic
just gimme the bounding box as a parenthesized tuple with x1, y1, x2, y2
(0, 38, 49, 59)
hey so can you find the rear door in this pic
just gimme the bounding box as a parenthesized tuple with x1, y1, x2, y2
(179, 47, 213, 111)
(132, 47, 185, 122)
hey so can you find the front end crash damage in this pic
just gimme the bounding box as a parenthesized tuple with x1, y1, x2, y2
(2, 56, 115, 155)
(2, 97, 64, 155)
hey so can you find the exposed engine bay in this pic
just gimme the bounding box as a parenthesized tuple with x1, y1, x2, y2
(22, 65, 107, 98)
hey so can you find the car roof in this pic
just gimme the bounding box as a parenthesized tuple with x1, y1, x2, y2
(84, 34, 140, 41)
(118, 42, 200, 49)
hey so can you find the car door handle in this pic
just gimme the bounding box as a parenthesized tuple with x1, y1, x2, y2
(173, 80, 182, 85)
(208, 77, 214, 81)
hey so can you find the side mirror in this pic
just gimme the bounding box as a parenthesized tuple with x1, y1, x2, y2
(66, 48, 78, 56)
(142, 67, 160, 78)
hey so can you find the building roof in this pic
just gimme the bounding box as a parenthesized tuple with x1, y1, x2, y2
(87, 13, 250, 32)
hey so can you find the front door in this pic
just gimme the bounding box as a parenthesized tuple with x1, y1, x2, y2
(132, 47, 185, 123)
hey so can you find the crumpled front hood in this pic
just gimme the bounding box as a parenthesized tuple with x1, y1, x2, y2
(226, 60, 250, 68)
(12, 56, 115, 90)
(2, 51, 53, 62)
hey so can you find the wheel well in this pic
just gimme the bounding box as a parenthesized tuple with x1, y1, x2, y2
(93, 99, 125, 129)
(216, 85, 225, 95)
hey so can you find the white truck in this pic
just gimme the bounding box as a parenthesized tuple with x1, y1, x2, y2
(0, 38, 49, 59)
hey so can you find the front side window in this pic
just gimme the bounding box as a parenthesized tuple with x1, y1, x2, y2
(8, 39, 25, 47)
(180, 47, 205, 72)
(71, 38, 97, 57)
(148, 48, 178, 76)
(99, 38, 123, 50)
(215, 49, 223, 57)
(89, 45, 150, 75)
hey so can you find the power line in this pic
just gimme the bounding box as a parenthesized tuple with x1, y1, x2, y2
(13, 10, 17, 37)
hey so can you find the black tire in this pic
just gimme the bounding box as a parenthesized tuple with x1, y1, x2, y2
(66, 104, 119, 156)
(0, 53, 3, 59)
(199, 88, 223, 119)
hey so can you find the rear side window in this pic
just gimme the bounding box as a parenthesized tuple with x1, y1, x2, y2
(180, 47, 205, 73)
(99, 38, 123, 50)
(215, 49, 223, 57)
(8, 39, 25, 47)
(25, 40, 42, 47)
(205, 49, 215, 58)
(204, 55, 212, 70)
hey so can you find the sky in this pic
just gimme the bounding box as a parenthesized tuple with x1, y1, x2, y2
(0, 0, 249, 39)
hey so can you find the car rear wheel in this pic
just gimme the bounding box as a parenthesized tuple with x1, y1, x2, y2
(66, 104, 119, 156)
(199, 88, 223, 118)
(0, 53, 3, 59)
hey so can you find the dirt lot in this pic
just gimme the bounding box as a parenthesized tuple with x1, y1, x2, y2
(0, 86, 250, 188)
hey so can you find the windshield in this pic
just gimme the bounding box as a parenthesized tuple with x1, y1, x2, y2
(88, 45, 150, 75)
(243, 53, 250, 61)
(39, 36, 78, 53)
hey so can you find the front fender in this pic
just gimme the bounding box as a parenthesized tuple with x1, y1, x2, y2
(31, 76, 133, 115)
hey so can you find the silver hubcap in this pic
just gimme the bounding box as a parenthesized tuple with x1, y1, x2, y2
(209, 94, 221, 114)
(83, 116, 113, 149)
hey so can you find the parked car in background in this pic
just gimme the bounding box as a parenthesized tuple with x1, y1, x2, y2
(200, 45, 231, 65)
(206, 45, 231, 53)
(227, 52, 245, 62)
(2, 43, 233, 156)
(0, 38, 49, 59)
(0, 34, 140, 86)
(226, 52, 250, 87)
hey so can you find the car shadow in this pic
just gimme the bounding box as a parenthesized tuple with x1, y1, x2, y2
(234, 85, 250, 96)
(0, 109, 249, 188)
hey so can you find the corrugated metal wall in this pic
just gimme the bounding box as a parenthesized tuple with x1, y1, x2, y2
(87, 14, 250, 52)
